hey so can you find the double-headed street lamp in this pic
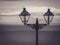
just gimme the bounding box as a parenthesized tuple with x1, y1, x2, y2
(19, 8, 54, 45)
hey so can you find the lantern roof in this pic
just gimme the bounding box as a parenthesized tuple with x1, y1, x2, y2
(20, 8, 31, 16)
(44, 9, 54, 16)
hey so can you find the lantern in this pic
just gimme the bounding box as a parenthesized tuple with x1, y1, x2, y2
(43, 9, 54, 25)
(19, 8, 31, 25)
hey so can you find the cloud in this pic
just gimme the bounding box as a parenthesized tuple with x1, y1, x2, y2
(0, 0, 20, 1)
(0, 0, 60, 9)
(0, 0, 60, 1)
(0, 6, 60, 16)
(0, 1, 60, 15)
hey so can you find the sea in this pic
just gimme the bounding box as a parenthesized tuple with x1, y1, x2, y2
(0, 25, 60, 45)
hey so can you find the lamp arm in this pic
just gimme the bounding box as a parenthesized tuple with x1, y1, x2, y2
(26, 23, 47, 29)
(26, 18, 48, 29)
(38, 24, 47, 29)
(26, 24, 36, 29)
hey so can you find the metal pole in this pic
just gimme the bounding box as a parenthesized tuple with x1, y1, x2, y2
(35, 18, 39, 45)
(36, 29, 38, 45)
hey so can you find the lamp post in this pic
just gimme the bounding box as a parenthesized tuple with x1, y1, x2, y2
(19, 8, 54, 45)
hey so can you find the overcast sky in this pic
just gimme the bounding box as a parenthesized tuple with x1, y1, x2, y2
(0, 0, 60, 25)
(0, 0, 60, 15)
(0, 0, 60, 8)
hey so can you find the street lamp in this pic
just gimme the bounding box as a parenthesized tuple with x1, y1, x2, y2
(19, 8, 54, 45)
(19, 8, 31, 25)
(43, 9, 54, 25)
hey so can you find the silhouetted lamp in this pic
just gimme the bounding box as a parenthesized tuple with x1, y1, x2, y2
(19, 8, 54, 45)
(19, 8, 31, 25)
(43, 9, 54, 25)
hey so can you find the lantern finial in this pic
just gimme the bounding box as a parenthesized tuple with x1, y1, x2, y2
(48, 9, 50, 12)
(23, 8, 26, 11)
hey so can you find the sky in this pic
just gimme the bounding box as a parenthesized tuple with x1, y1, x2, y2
(0, 0, 60, 25)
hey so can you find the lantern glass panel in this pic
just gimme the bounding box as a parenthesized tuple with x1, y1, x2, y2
(20, 15, 30, 22)
(44, 16, 54, 23)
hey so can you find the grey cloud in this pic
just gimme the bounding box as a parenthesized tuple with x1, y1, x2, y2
(0, 0, 60, 1)
(0, 0, 60, 8)
(56, 13, 60, 16)
(0, 0, 23, 1)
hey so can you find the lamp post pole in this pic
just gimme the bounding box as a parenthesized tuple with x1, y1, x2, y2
(35, 18, 39, 45)
(36, 28, 38, 45)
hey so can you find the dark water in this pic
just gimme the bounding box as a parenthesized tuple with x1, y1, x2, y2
(0, 25, 60, 45)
